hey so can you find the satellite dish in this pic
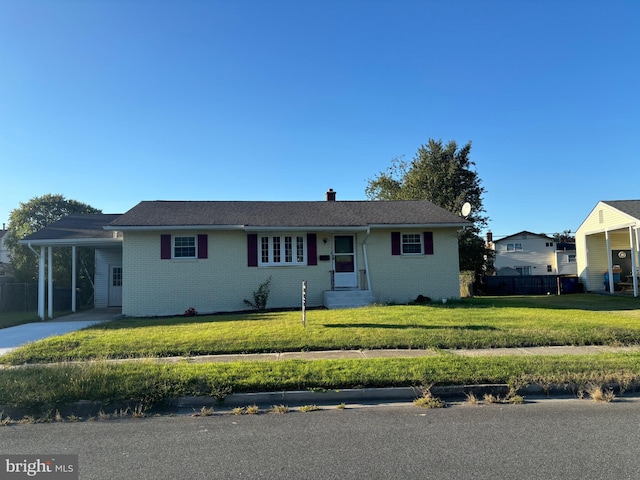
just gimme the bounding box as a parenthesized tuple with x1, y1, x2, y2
(461, 202, 472, 218)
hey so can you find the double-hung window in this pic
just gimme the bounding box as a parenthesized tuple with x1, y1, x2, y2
(260, 235, 305, 265)
(401, 234, 423, 254)
(174, 236, 196, 258)
(161, 234, 208, 260)
(506, 243, 523, 252)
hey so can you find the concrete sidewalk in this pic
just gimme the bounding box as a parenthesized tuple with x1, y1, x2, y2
(126, 344, 640, 365)
(0, 308, 121, 356)
(12, 345, 636, 367)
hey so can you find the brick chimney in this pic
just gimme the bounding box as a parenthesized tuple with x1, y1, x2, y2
(326, 188, 336, 201)
(486, 230, 493, 244)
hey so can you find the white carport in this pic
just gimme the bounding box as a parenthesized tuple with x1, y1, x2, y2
(576, 201, 640, 297)
(19, 214, 122, 320)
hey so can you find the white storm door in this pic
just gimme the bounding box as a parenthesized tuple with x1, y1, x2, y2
(333, 235, 357, 288)
(108, 265, 123, 307)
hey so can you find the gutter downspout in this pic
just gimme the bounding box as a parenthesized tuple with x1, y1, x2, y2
(27, 243, 46, 320)
(362, 227, 372, 292)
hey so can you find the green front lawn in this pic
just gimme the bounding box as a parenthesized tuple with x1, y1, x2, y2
(3, 294, 640, 365)
(2, 294, 640, 413)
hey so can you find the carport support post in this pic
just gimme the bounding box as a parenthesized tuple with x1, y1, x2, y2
(47, 246, 53, 319)
(631, 226, 639, 297)
(72, 246, 77, 313)
(605, 230, 614, 294)
(38, 246, 45, 321)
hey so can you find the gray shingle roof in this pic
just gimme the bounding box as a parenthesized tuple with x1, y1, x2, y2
(21, 214, 122, 243)
(603, 200, 640, 221)
(108, 200, 469, 229)
(494, 231, 553, 242)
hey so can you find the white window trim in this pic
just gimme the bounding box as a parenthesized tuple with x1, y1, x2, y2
(506, 243, 523, 252)
(173, 235, 197, 259)
(401, 233, 423, 255)
(259, 234, 306, 266)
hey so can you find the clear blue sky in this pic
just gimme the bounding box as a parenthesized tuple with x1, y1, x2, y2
(1, 0, 638, 240)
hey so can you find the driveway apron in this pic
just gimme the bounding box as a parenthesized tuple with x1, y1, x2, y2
(0, 308, 120, 356)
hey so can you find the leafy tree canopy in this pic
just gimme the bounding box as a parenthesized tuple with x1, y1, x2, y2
(553, 231, 576, 244)
(366, 139, 489, 274)
(5, 194, 101, 291)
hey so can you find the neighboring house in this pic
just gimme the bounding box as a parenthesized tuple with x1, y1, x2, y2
(489, 231, 576, 276)
(0, 225, 13, 281)
(20, 191, 469, 318)
(575, 200, 640, 297)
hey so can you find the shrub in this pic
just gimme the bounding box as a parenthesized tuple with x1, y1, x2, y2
(244, 276, 272, 311)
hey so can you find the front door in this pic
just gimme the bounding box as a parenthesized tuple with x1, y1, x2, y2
(333, 235, 357, 288)
(612, 250, 632, 277)
(108, 264, 123, 307)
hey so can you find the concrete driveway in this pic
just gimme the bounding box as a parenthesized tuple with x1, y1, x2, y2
(0, 308, 121, 356)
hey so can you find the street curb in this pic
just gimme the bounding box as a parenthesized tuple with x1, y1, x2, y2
(176, 384, 529, 409)
(3, 382, 639, 420)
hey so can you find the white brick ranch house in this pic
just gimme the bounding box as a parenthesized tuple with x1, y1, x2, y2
(21, 191, 469, 318)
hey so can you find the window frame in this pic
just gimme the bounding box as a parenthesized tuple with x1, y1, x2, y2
(506, 243, 523, 252)
(259, 234, 306, 266)
(401, 233, 423, 255)
(173, 235, 197, 259)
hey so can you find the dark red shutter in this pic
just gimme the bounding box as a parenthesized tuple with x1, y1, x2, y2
(198, 234, 208, 259)
(161, 234, 172, 259)
(424, 232, 434, 255)
(247, 234, 258, 267)
(307, 233, 317, 266)
(391, 232, 401, 255)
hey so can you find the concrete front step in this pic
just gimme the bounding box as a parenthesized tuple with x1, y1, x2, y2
(323, 290, 374, 309)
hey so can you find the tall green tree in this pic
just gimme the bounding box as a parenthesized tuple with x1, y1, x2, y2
(5, 194, 101, 303)
(366, 139, 490, 274)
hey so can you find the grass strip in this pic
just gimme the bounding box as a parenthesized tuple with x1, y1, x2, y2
(3, 295, 640, 365)
(2, 353, 640, 411)
(0, 311, 40, 329)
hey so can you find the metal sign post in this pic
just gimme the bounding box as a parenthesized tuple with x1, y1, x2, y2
(301, 280, 307, 328)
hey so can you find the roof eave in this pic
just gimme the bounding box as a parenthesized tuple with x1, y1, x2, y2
(104, 225, 246, 231)
(368, 222, 469, 229)
(19, 238, 122, 247)
(106, 223, 467, 232)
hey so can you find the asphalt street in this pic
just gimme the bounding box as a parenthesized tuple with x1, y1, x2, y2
(2, 399, 640, 480)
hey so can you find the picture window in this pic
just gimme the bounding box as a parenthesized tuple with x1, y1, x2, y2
(260, 235, 306, 266)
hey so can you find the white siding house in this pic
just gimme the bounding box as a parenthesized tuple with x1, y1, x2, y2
(576, 200, 640, 296)
(491, 231, 573, 276)
(95, 248, 123, 308)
